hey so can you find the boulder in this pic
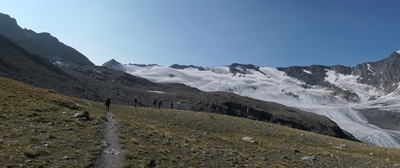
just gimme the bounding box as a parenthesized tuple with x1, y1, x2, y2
(72, 111, 91, 121)
(241, 136, 257, 143)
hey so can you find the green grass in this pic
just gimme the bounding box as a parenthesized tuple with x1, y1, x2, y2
(3, 76, 400, 167)
(0, 77, 104, 167)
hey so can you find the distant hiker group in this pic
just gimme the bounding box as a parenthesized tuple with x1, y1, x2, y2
(104, 97, 174, 111)
(153, 99, 163, 108)
(152, 99, 173, 109)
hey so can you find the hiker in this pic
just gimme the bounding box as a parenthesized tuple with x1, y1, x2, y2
(153, 100, 157, 107)
(158, 100, 163, 109)
(134, 98, 137, 107)
(170, 102, 174, 109)
(104, 98, 111, 111)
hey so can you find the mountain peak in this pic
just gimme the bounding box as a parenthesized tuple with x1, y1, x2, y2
(352, 51, 400, 93)
(102, 59, 125, 71)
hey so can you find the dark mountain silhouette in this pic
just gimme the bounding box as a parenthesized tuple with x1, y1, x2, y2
(0, 13, 93, 66)
(0, 34, 355, 141)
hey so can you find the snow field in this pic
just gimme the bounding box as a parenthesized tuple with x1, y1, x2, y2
(123, 64, 400, 148)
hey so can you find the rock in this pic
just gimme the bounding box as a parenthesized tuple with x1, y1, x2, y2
(293, 149, 301, 153)
(147, 159, 156, 168)
(241, 136, 257, 143)
(333, 143, 347, 149)
(72, 111, 91, 121)
(301, 155, 316, 162)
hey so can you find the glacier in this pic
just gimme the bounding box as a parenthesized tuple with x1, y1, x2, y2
(122, 64, 400, 148)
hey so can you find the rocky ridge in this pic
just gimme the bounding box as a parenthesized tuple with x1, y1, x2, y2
(0, 13, 93, 66)
(170, 64, 206, 71)
(353, 51, 400, 93)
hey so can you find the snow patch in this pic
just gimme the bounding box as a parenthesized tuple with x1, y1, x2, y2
(147, 90, 167, 94)
(367, 63, 375, 75)
(303, 69, 312, 75)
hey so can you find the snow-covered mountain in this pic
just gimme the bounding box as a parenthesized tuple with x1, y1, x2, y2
(103, 51, 400, 148)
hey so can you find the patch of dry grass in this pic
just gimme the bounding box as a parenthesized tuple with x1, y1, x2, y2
(0, 77, 104, 167)
(112, 105, 400, 167)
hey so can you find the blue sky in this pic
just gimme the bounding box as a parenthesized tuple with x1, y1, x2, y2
(1, 0, 400, 67)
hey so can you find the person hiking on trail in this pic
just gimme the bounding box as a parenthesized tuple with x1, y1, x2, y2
(104, 98, 111, 111)
(134, 98, 137, 107)
(158, 100, 163, 109)
(153, 100, 157, 107)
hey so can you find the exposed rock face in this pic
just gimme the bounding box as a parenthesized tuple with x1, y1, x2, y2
(0, 13, 93, 66)
(353, 52, 400, 93)
(277, 52, 400, 95)
(325, 83, 360, 103)
(277, 65, 359, 102)
(229, 63, 267, 76)
(170, 64, 206, 71)
(277, 65, 352, 86)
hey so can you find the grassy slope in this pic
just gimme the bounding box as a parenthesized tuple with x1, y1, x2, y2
(3, 76, 400, 167)
(0, 76, 104, 167)
(111, 105, 400, 168)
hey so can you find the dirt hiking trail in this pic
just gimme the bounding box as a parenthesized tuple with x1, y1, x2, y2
(93, 111, 124, 167)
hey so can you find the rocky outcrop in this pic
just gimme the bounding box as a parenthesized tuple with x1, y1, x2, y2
(325, 83, 360, 103)
(170, 64, 206, 71)
(353, 52, 400, 93)
(229, 63, 267, 76)
(277, 65, 352, 86)
(277, 52, 400, 95)
(277, 65, 360, 102)
(72, 111, 91, 121)
(0, 13, 93, 66)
